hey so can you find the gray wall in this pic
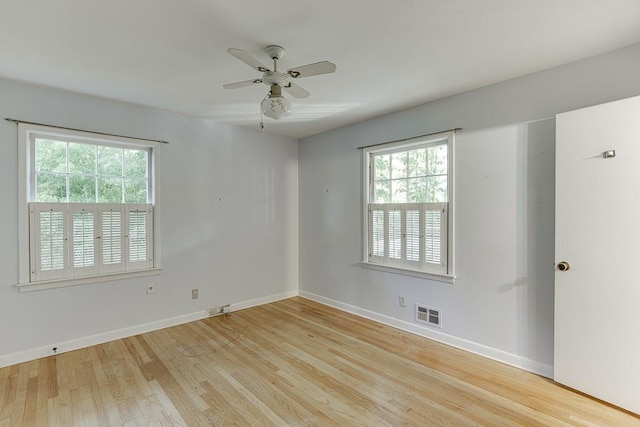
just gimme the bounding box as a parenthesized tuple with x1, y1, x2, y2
(0, 78, 299, 360)
(298, 43, 640, 373)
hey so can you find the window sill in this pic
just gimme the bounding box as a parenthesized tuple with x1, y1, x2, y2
(16, 268, 163, 293)
(360, 262, 455, 283)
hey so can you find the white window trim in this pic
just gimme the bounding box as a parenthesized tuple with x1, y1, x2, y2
(361, 131, 455, 282)
(17, 123, 162, 291)
(359, 261, 455, 283)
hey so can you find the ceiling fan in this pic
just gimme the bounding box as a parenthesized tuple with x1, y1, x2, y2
(223, 45, 336, 123)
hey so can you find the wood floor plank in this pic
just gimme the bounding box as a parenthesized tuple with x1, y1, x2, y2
(2, 296, 639, 426)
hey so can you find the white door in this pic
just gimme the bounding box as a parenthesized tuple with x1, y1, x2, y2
(555, 95, 640, 414)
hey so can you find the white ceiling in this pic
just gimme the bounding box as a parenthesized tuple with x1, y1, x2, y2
(1, 1, 640, 139)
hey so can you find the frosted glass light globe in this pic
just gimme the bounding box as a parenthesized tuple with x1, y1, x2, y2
(261, 95, 291, 120)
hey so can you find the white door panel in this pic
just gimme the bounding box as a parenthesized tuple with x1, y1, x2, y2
(555, 95, 640, 414)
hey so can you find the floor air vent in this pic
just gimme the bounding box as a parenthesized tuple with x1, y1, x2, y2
(416, 304, 442, 328)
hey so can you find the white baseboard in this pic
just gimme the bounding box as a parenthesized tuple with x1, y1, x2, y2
(230, 289, 298, 312)
(299, 291, 554, 378)
(0, 289, 298, 369)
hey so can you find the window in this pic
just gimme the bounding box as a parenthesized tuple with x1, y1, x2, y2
(18, 124, 160, 290)
(363, 132, 453, 279)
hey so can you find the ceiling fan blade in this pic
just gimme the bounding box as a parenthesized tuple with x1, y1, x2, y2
(283, 82, 310, 99)
(286, 61, 336, 78)
(223, 79, 263, 89)
(227, 48, 270, 72)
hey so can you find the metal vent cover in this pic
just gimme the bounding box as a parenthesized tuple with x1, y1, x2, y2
(416, 304, 442, 328)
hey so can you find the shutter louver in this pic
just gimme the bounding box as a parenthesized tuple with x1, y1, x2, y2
(126, 204, 153, 270)
(388, 209, 402, 260)
(425, 209, 441, 264)
(371, 209, 384, 257)
(72, 210, 94, 268)
(406, 209, 421, 262)
(101, 208, 123, 272)
(40, 210, 65, 272)
(31, 203, 68, 281)
(128, 211, 147, 263)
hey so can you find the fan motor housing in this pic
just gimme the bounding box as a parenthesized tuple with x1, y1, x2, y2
(262, 71, 289, 87)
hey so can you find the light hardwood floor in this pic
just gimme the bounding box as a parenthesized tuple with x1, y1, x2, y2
(1, 297, 638, 426)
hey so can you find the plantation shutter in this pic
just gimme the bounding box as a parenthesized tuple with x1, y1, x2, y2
(31, 203, 68, 281)
(70, 205, 96, 277)
(387, 205, 403, 266)
(404, 206, 422, 270)
(424, 203, 448, 273)
(367, 202, 448, 274)
(368, 207, 385, 264)
(126, 204, 153, 271)
(99, 205, 125, 274)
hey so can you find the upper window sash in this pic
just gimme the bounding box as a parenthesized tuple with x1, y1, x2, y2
(368, 138, 449, 205)
(21, 123, 157, 205)
(31, 135, 151, 204)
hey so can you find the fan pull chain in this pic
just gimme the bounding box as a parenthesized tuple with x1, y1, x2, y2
(259, 92, 269, 130)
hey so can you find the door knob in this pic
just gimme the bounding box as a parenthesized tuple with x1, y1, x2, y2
(557, 261, 570, 271)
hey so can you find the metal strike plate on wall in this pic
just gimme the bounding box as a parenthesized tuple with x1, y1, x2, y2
(602, 150, 616, 159)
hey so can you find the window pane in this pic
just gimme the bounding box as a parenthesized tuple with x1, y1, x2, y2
(388, 210, 402, 259)
(427, 176, 448, 202)
(428, 144, 447, 175)
(69, 175, 96, 203)
(97, 146, 123, 176)
(125, 178, 148, 203)
(374, 154, 390, 180)
(408, 148, 427, 177)
(124, 149, 148, 178)
(373, 180, 390, 203)
(391, 152, 407, 179)
(98, 177, 123, 203)
(68, 143, 96, 174)
(36, 173, 66, 202)
(35, 139, 67, 173)
(391, 179, 407, 203)
(408, 177, 427, 203)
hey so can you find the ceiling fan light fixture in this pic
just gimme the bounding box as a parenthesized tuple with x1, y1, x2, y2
(261, 85, 291, 120)
(224, 45, 336, 121)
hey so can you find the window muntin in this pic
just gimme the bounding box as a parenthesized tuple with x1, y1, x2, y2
(364, 133, 453, 277)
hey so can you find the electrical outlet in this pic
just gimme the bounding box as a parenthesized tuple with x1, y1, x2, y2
(399, 295, 407, 307)
(147, 283, 155, 294)
(192, 288, 199, 299)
